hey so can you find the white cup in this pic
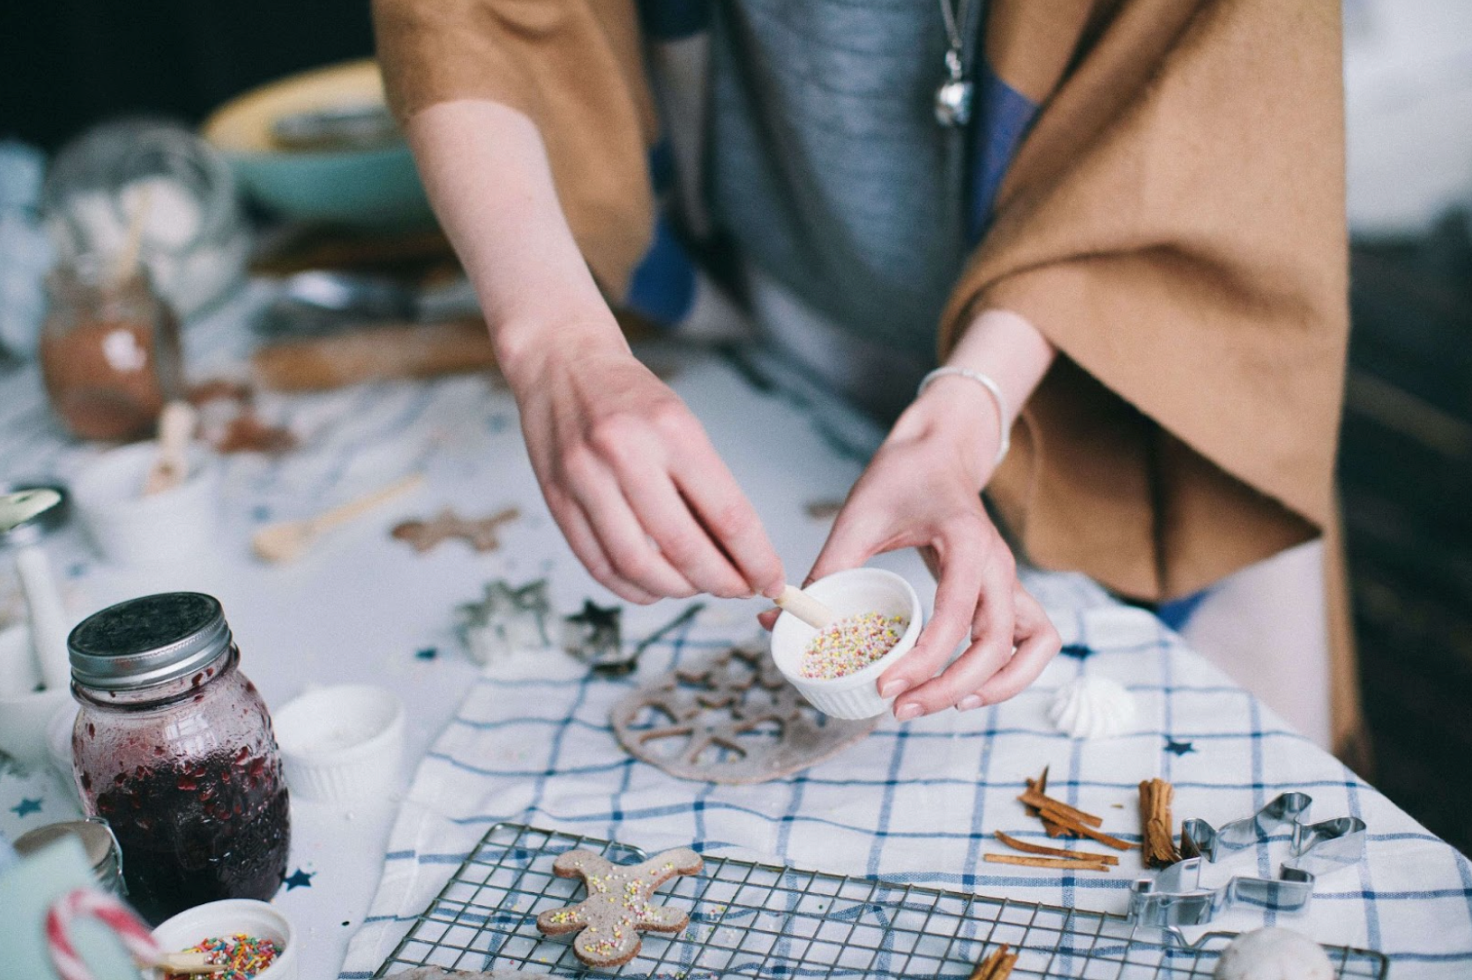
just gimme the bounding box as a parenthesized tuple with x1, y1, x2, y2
(769, 568, 923, 720)
(72, 441, 220, 565)
(152, 899, 297, 980)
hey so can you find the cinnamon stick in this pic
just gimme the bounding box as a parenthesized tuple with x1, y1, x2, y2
(1022, 767, 1049, 817)
(968, 943, 1017, 980)
(1025, 768, 1068, 837)
(984, 853, 1112, 873)
(1138, 778, 1182, 868)
(1031, 808, 1134, 850)
(1017, 788, 1104, 828)
(993, 830, 1119, 866)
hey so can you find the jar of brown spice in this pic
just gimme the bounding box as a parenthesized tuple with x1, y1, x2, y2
(39, 256, 182, 441)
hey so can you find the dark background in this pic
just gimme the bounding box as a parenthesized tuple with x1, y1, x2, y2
(0, 1, 377, 151)
(3, 1, 1470, 855)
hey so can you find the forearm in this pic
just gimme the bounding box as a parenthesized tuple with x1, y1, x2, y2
(895, 309, 1057, 488)
(404, 99, 626, 386)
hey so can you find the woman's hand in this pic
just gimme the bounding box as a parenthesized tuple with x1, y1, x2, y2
(506, 323, 785, 605)
(403, 101, 782, 605)
(783, 377, 1060, 719)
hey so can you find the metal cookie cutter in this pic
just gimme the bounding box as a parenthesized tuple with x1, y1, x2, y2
(1127, 792, 1367, 927)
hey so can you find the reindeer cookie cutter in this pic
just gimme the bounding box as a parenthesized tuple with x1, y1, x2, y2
(1127, 792, 1367, 928)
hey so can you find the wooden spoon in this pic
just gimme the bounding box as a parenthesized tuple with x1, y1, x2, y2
(252, 473, 424, 563)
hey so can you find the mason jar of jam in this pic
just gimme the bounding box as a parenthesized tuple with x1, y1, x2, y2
(68, 592, 290, 925)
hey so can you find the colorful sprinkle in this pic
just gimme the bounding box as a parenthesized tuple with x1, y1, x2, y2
(800, 612, 907, 679)
(165, 934, 280, 980)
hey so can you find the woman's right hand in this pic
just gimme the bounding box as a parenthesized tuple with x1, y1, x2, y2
(505, 322, 785, 604)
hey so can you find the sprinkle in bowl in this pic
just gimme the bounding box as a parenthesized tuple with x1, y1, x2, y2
(769, 568, 923, 720)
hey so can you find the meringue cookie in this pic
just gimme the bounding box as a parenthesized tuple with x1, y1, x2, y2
(1214, 927, 1334, 980)
(1048, 675, 1136, 739)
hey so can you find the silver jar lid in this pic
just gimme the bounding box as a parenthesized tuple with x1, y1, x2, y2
(68, 592, 232, 691)
(14, 818, 124, 894)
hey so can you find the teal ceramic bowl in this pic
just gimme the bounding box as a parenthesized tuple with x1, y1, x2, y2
(203, 60, 434, 228)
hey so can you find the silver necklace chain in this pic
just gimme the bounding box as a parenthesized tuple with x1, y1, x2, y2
(938, 0, 968, 52)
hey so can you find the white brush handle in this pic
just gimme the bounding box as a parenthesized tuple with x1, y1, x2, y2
(14, 545, 71, 691)
(775, 584, 835, 630)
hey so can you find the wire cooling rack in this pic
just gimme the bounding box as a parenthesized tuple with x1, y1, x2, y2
(373, 822, 1388, 979)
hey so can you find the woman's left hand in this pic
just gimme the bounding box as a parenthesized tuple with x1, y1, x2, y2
(763, 377, 1061, 720)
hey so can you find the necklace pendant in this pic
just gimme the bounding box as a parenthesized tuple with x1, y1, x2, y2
(934, 45, 972, 127)
(934, 77, 973, 127)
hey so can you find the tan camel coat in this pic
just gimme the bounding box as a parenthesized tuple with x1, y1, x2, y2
(372, 0, 1364, 761)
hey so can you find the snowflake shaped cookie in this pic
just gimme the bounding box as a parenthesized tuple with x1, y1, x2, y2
(535, 847, 703, 967)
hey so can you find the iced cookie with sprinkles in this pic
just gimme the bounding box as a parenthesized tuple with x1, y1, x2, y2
(535, 847, 703, 967)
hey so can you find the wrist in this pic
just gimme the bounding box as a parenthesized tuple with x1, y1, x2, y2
(493, 314, 629, 393)
(894, 379, 1003, 488)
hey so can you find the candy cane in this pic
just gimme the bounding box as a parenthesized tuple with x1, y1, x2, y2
(45, 888, 161, 980)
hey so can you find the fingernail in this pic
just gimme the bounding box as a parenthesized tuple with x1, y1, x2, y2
(880, 679, 911, 700)
(894, 702, 923, 722)
(957, 694, 984, 712)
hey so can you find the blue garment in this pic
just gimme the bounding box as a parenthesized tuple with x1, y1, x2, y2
(628, 0, 1041, 342)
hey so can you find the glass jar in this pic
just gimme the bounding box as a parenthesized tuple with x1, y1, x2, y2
(68, 592, 290, 925)
(43, 118, 250, 319)
(39, 256, 182, 441)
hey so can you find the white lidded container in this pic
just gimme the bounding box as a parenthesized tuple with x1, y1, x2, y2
(769, 568, 923, 720)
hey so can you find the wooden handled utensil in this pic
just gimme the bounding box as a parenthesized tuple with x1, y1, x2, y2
(251, 473, 424, 563)
(774, 584, 835, 629)
(150, 951, 226, 975)
(143, 401, 198, 496)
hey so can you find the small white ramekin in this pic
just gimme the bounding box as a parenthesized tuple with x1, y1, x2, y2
(72, 441, 220, 565)
(272, 684, 405, 803)
(770, 568, 923, 720)
(152, 899, 297, 980)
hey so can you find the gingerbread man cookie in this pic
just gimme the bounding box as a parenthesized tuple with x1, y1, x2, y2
(535, 847, 703, 967)
(391, 507, 519, 553)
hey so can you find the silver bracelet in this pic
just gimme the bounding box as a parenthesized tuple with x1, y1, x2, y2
(916, 366, 1011, 468)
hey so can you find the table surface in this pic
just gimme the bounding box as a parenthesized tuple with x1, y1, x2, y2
(1, 287, 1469, 979)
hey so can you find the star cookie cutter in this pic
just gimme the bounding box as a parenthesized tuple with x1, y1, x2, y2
(1127, 792, 1367, 928)
(456, 579, 552, 665)
(561, 600, 623, 672)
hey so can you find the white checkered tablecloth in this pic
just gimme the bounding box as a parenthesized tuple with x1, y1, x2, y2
(336, 577, 1472, 979)
(0, 291, 1468, 978)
